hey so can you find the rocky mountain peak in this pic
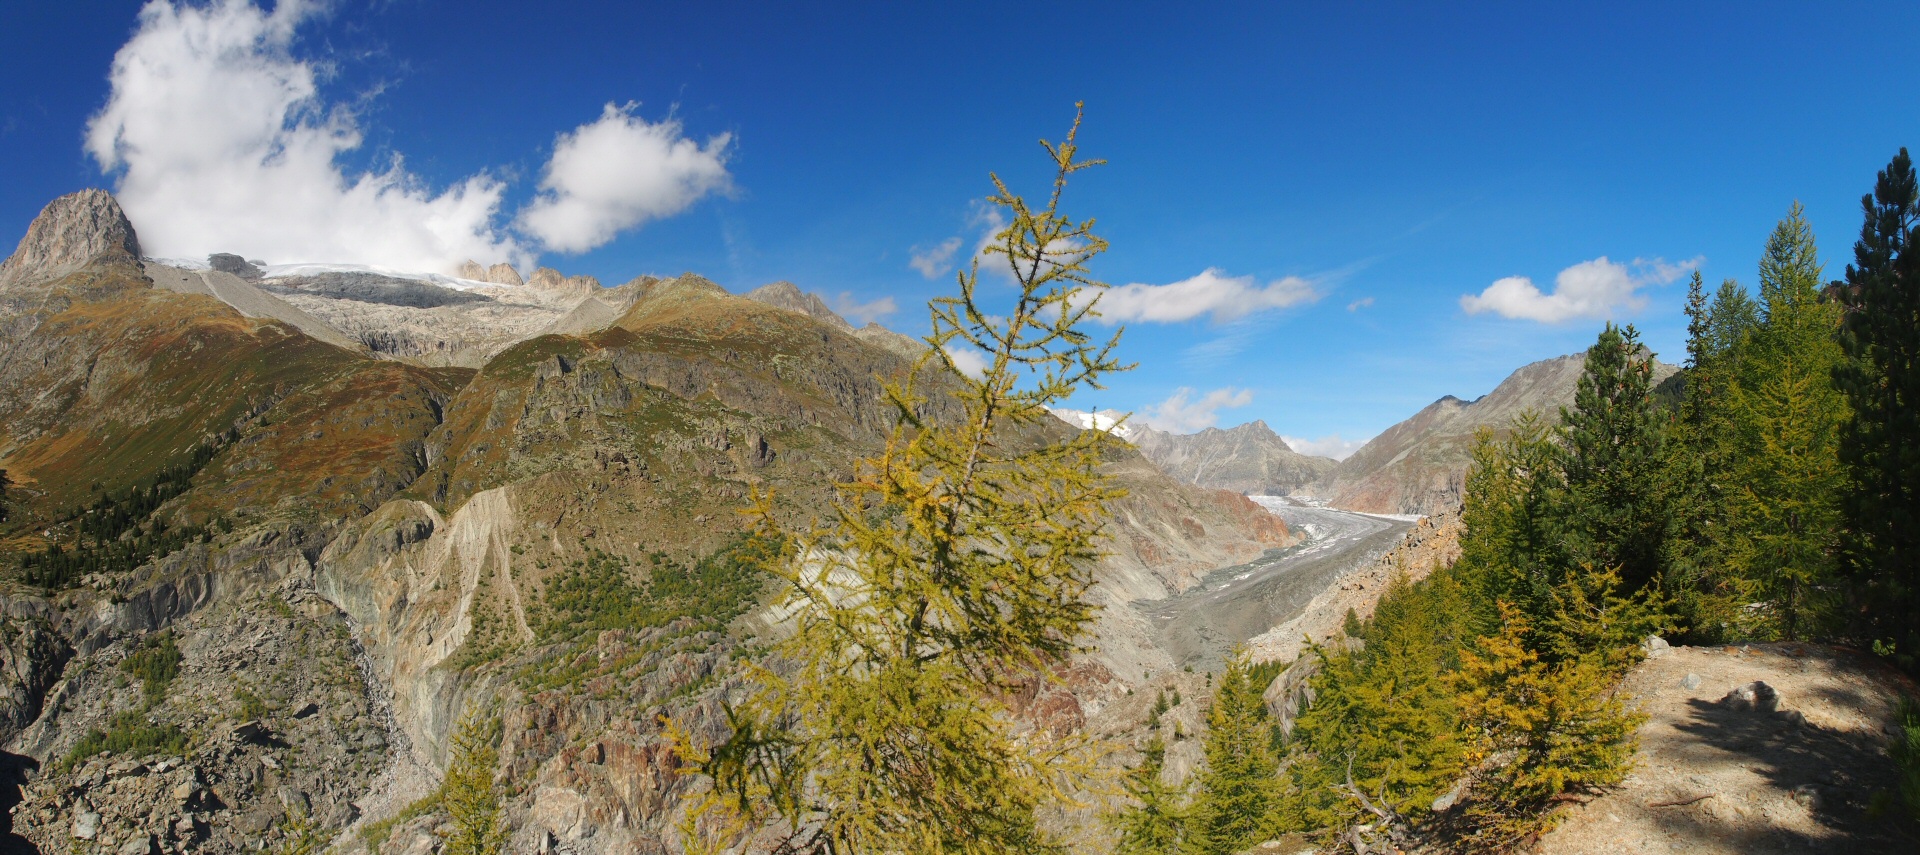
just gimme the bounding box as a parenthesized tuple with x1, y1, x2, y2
(743, 280, 852, 330)
(486, 263, 524, 287)
(0, 189, 141, 286)
(457, 260, 487, 280)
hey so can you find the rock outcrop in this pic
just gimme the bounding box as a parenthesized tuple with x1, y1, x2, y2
(0, 189, 140, 288)
(742, 281, 853, 330)
(486, 263, 523, 287)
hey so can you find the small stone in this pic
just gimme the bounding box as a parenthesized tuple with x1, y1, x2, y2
(1680, 673, 1702, 690)
(292, 702, 319, 719)
(260, 754, 281, 771)
(72, 811, 101, 840)
(172, 781, 195, 804)
(1791, 784, 1821, 810)
(118, 833, 156, 855)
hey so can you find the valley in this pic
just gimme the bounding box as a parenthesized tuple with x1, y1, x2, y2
(1136, 499, 1412, 670)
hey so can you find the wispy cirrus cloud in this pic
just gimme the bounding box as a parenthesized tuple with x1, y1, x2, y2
(1460, 255, 1701, 323)
(1137, 386, 1254, 433)
(908, 237, 962, 279)
(831, 291, 897, 325)
(1282, 433, 1369, 461)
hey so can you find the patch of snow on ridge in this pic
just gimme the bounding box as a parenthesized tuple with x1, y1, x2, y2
(144, 256, 211, 270)
(259, 262, 497, 292)
(1049, 407, 1135, 439)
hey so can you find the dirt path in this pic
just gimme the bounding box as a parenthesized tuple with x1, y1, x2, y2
(1135, 500, 1411, 670)
(1539, 643, 1919, 854)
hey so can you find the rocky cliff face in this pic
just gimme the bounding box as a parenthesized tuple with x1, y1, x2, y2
(1309, 352, 1677, 514)
(0, 189, 140, 289)
(1128, 420, 1337, 497)
(0, 190, 1300, 854)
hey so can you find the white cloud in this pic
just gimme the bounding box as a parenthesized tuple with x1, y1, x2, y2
(1137, 386, 1253, 433)
(1347, 296, 1375, 311)
(87, 0, 527, 272)
(908, 237, 961, 279)
(1459, 255, 1701, 323)
(518, 102, 733, 254)
(1282, 433, 1369, 461)
(832, 291, 897, 325)
(941, 344, 991, 377)
(1097, 268, 1319, 325)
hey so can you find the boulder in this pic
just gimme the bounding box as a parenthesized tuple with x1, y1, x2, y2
(1720, 680, 1780, 713)
(208, 253, 262, 281)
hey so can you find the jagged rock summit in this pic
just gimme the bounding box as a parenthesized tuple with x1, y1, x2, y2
(0, 188, 141, 287)
(744, 280, 853, 330)
(1129, 419, 1337, 497)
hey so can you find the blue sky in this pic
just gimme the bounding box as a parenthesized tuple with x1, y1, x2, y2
(5, 1, 1918, 456)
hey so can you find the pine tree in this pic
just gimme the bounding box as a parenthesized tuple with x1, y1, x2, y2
(685, 107, 1126, 855)
(1184, 659, 1279, 855)
(440, 707, 505, 855)
(1454, 604, 1643, 847)
(1456, 414, 1565, 626)
(1723, 204, 1849, 640)
(1281, 571, 1467, 834)
(1558, 323, 1668, 594)
(1112, 736, 1188, 855)
(0, 469, 11, 523)
(1835, 148, 1920, 665)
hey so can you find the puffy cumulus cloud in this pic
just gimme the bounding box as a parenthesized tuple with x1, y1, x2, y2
(831, 292, 897, 325)
(1096, 268, 1319, 325)
(1137, 386, 1253, 433)
(87, 0, 527, 271)
(908, 237, 961, 279)
(1460, 256, 1701, 323)
(518, 102, 733, 254)
(1282, 433, 1369, 461)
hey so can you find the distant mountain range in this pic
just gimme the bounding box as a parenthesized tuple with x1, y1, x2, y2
(1128, 421, 1337, 497)
(1073, 353, 1677, 517)
(1309, 352, 1677, 514)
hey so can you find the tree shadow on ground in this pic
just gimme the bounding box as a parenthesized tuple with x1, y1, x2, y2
(1643, 694, 1917, 853)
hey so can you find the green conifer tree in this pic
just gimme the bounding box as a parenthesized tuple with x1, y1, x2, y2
(1456, 415, 1564, 625)
(440, 708, 506, 855)
(1184, 659, 1279, 855)
(1558, 323, 1668, 593)
(1723, 204, 1850, 640)
(1112, 736, 1188, 855)
(1454, 604, 1643, 847)
(684, 107, 1126, 855)
(1834, 148, 1920, 665)
(1281, 571, 1467, 834)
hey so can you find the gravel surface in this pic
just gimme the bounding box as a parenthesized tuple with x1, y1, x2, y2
(1135, 500, 1411, 670)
